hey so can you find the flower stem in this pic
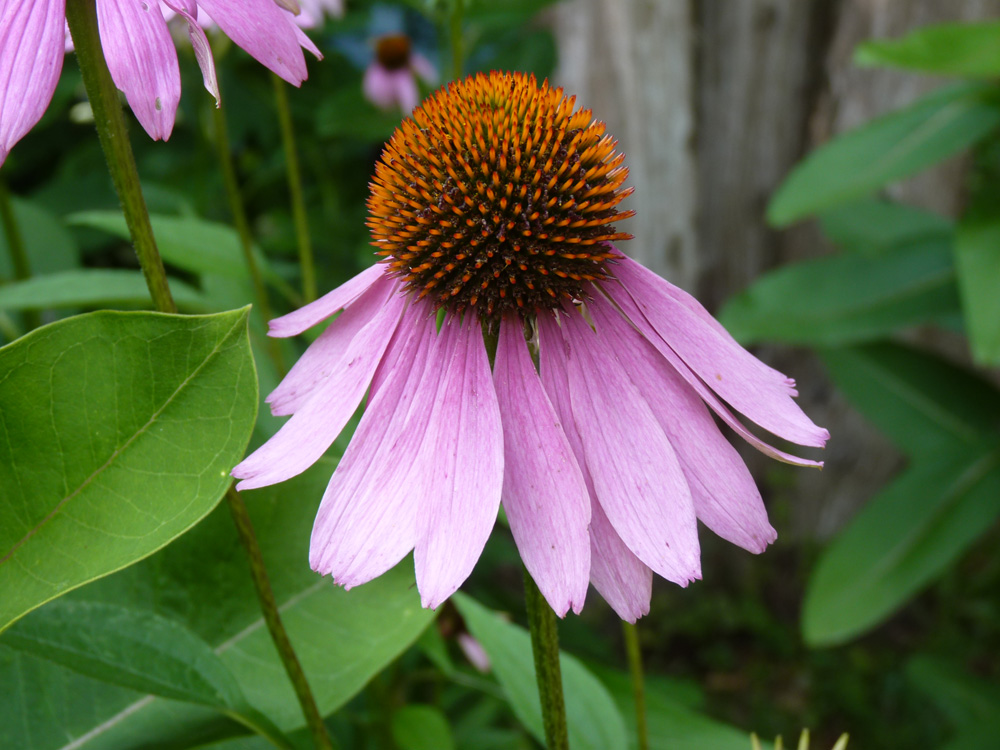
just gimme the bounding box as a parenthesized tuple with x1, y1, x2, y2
(271, 74, 316, 304)
(64, 0, 176, 315)
(0, 179, 40, 330)
(523, 568, 569, 750)
(622, 621, 649, 750)
(210, 96, 287, 376)
(225, 488, 335, 750)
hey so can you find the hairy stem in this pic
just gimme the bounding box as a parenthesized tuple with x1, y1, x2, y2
(272, 74, 317, 303)
(64, 0, 176, 315)
(523, 569, 569, 750)
(622, 621, 649, 750)
(226, 488, 335, 750)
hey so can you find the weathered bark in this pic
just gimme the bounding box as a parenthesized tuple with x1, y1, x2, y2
(553, 0, 1000, 538)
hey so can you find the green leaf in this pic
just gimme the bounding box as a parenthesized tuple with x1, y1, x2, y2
(818, 198, 952, 254)
(0, 308, 258, 632)
(820, 343, 1000, 457)
(802, 443, 1000, 646)
(3, 601, 291, 748)
(392, 705, 456, 750)
(0, 197, 78, 278)
(768, 83, 1000, 226)
(0, 460, 436, 748)
(454, 594, 628, 750)
(856, 21, 1000, 78)
(594, 667, 756, 750)
(67, 212, 276, 284)
(943, 720, 1000, 750)
(0, 269, 209, 312)
(955, 218, 1000, 364)
(718, 237, 959, 346)
(907, 655, 1000, 729)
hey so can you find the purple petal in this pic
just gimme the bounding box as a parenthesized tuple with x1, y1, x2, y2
(608, 283, 824, 469)
(196, 0, 309, 85)
(96, 0, 180, 141)
(267, 274, 396, 416)
(268, 263, 386, 337)
(494, 316, 590, 616)
(538, 311, 701, 587)
(291, 22, 321, 60)
(231, 289, 406, 490)
(610, 253, 829, 448)
(410, 52, 437, 85)
(362, 64, 398, 111)
(539, 322, 652, 621)
(413, 314, 503, 609)
(393, 70, 420, 114)
(587, 295, 776, 553)
(162, 0, 218, 105)
(0, 0, 66, 164)
(309, 305, 434, 586)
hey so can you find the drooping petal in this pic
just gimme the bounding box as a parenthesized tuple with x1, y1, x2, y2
(413, 314, 504, 609)
(309, 304, 434, 586)
(291, 22, 321, 60)
(232, 289, 406, 490)
(162, 0, 218, 105)
(0, 0, 66, 164)
(538, 311, 701, 587)
(410, 52, 437, 85)
(266, 274, 396, 416)
(362, 64, 397, 111)
(607, 283, 824, 469)
(392, 69, 420, 114)
(268, 263, 386, 337)
(587, 294, 776, 553)
(610, 253, 829, 448)
(96, 0, 180, 140)
(539, 320, 652, 621)
(494, 316, 590, 616)
(196, 0, 309, 85)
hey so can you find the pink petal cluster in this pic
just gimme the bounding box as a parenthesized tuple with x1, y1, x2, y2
(0, 0, 320, 166)
(362, 34, 436, 115)
(233, 249, 828, 622)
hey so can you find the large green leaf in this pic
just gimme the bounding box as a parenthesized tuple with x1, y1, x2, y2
(0, 308, 257, 632)
(0, 270, 209, 312)
(818, 198, 951, 255)
(594, 667, 755, 750)
(0, 460, 436, 748)
(454, 594, 628, 750)
(820, 343, 1000, 458)
(907, 656, 1000, 729)
(718, 237, 959, 346)
(802, 443, 1000, 646)
(954, 218, 1000, 365)
(856, 21, 1000, 78)
(392, 705, 456, 750)
(3, 601, 290, 747)
(768, 83, 1000, 226)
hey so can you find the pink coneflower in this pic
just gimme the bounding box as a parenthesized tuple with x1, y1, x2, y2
(0, 0, 319, 166)
(362, 33, 436, 114)
(233, 72, 828, 621)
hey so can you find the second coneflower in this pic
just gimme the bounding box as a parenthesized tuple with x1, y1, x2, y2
(233, 71, 828, 621)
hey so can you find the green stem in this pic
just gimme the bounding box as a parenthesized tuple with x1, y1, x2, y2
(523, 569, 569, 750)
(64, 0, 176, 315)
(449, 0, 464, 81)
(211, 95, 287, 376)
(622, 621, 649, 750)
(0, 180, 40, 330)
(271, 74, 316, 304)
(225, 488, 335, 750)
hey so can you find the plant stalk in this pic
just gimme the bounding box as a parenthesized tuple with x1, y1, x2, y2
(622, 621, 649, 750)
(211, 95, 287, 375)
(449, 0, 464, 81)
(271, 74, 316, 303)
(0, 179, 40, 330)
(523, 568, 569, 750)
(226, 488, 335, 750)
(64, 0, 176, 314)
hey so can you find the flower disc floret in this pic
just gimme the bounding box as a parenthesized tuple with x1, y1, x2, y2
(366, 71, 635, 318)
